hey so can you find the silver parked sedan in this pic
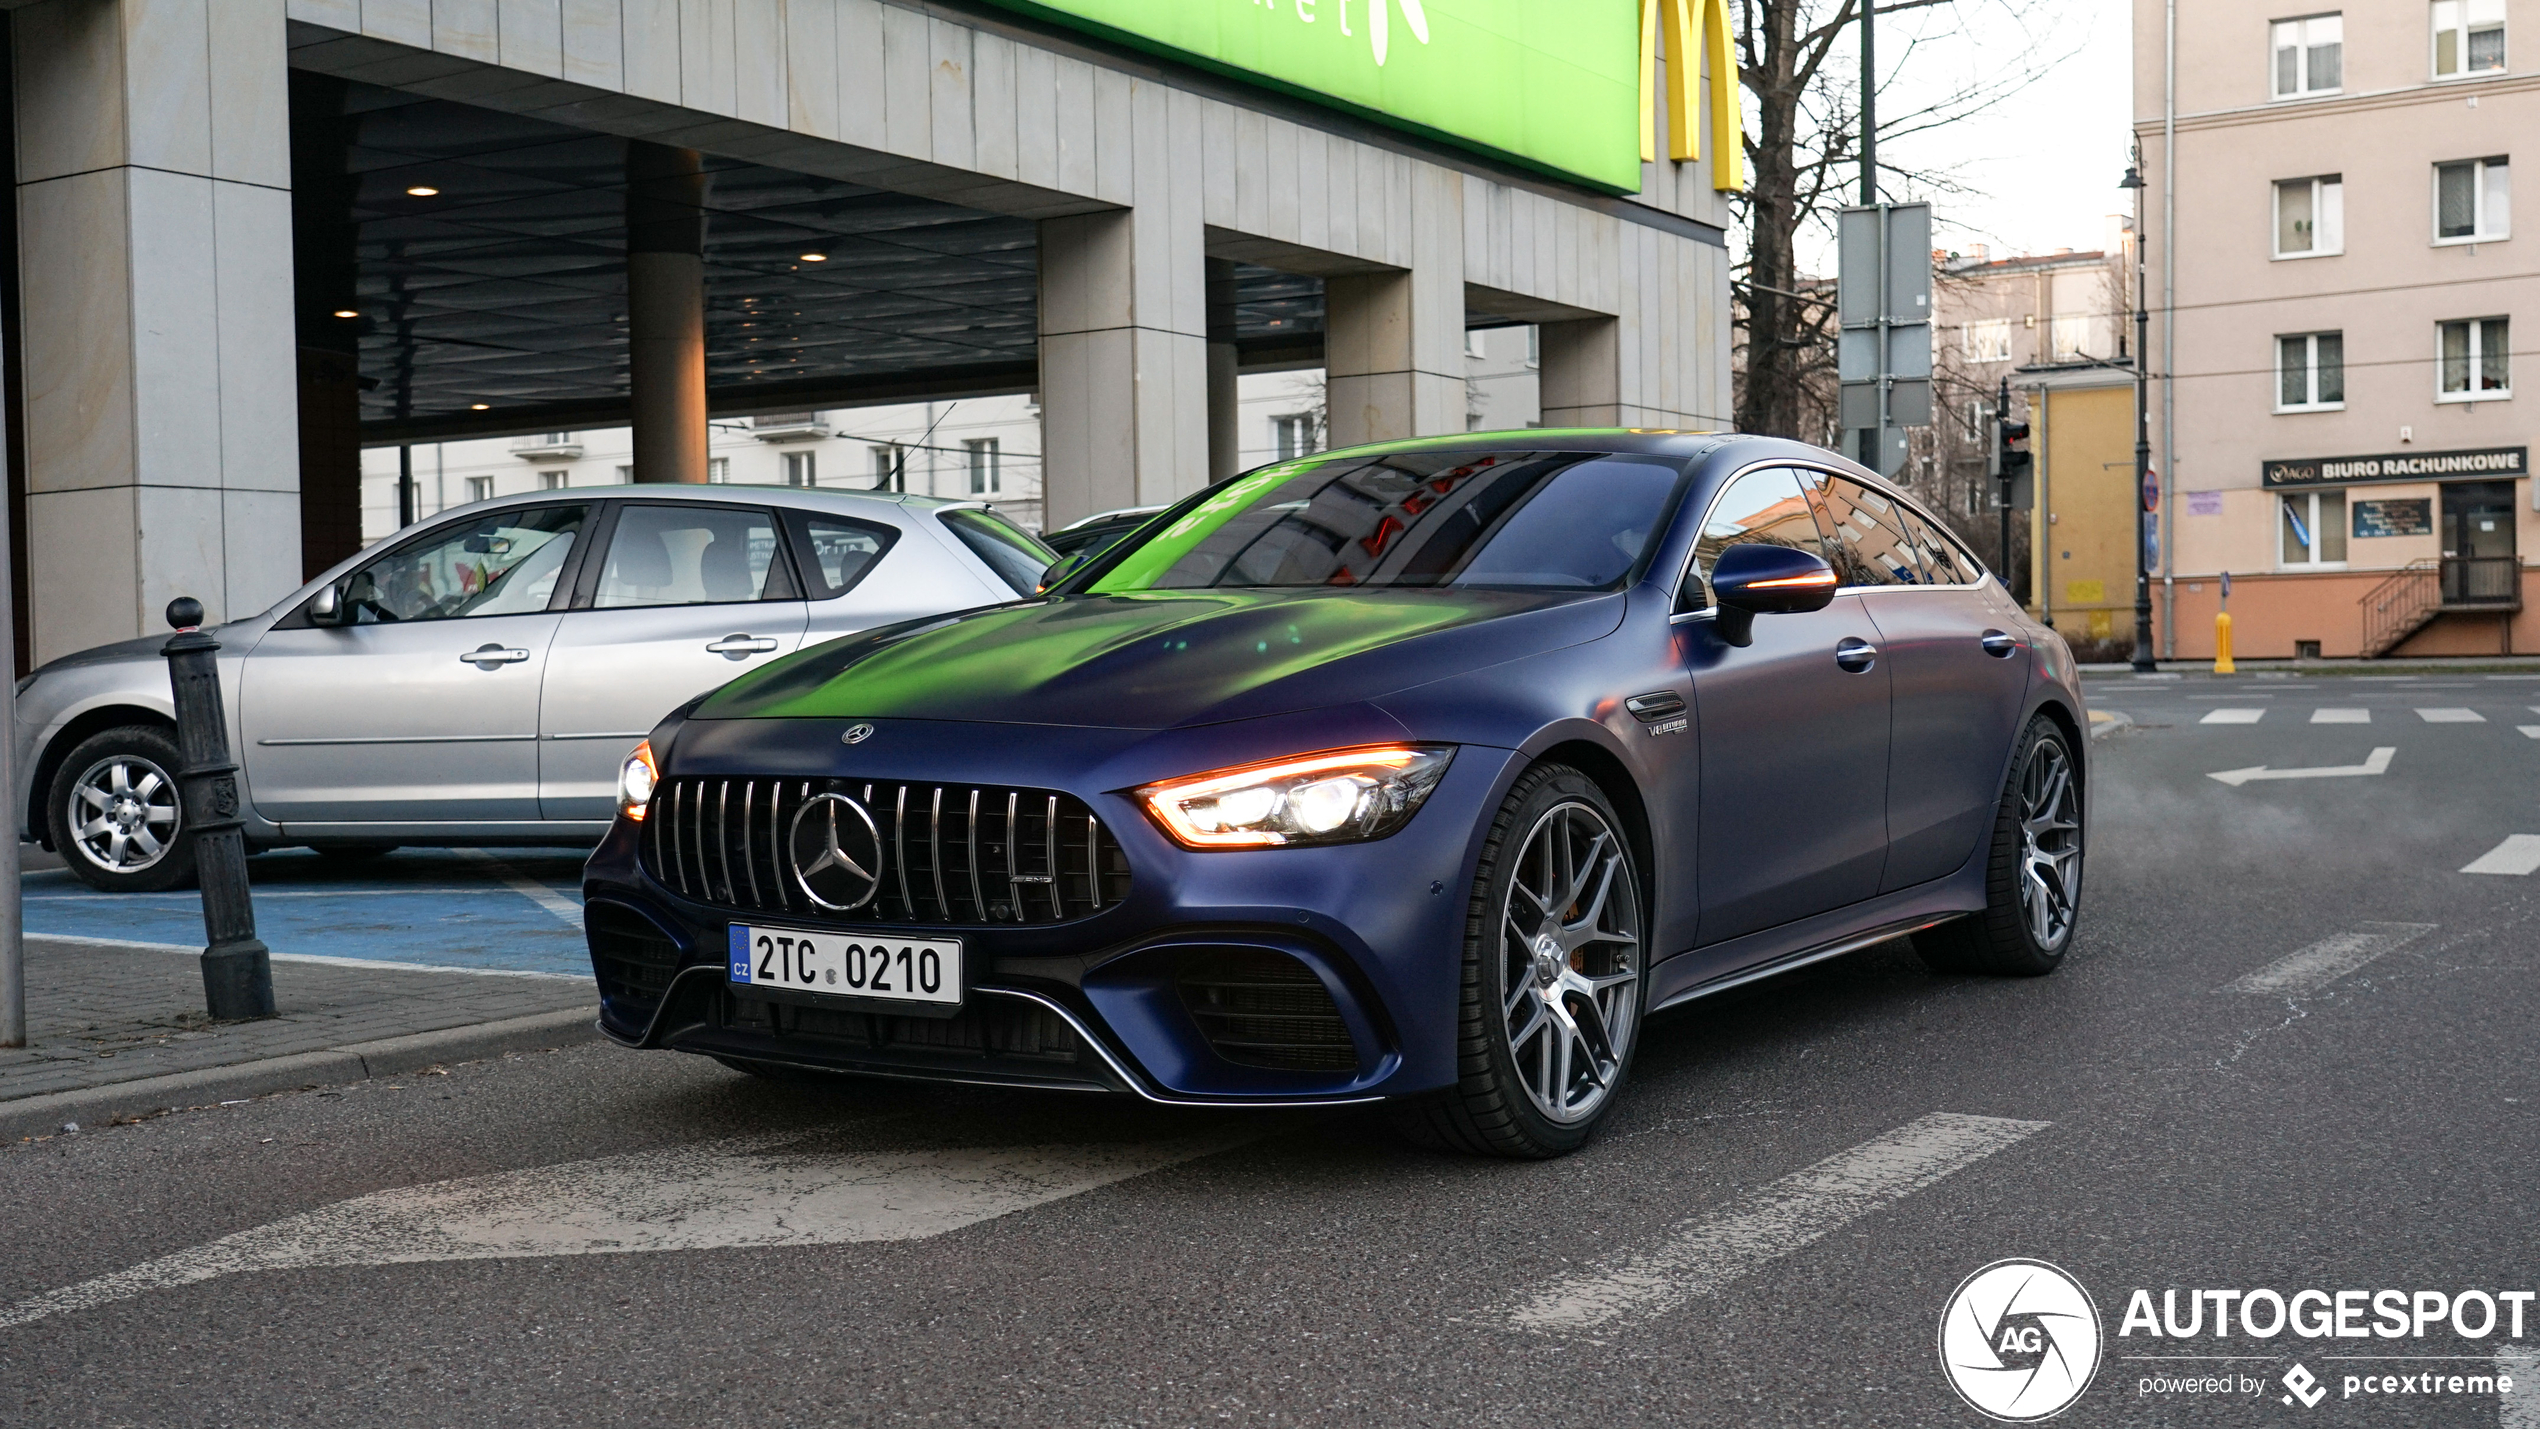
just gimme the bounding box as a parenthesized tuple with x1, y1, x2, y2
(15, 484, 1054, 891)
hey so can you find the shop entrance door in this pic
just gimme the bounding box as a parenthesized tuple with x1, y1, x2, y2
(2441, 482, 2518, 604)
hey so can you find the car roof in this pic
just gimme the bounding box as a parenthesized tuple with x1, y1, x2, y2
(430, 482, 975, 525)
(1266, 428, 1891, 489)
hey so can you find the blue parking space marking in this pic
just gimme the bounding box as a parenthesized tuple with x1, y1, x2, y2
(21, 847, 595, 977)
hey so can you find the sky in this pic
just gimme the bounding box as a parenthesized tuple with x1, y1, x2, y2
(1792, 0, 2135, 270)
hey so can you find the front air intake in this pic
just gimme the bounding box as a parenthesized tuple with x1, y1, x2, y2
(1176, 949, 1357, 1072)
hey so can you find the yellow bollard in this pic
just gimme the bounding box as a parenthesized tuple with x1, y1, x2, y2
(2214, 610, 2236, 674)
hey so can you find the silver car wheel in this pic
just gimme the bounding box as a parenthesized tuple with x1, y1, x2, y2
(2017, 739, 2082, 950)
(1499, 799, 1641, 1125)
(68, 753, 182, 875)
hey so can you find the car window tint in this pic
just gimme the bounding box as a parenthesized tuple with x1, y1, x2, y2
(939, 508, 1056, 596)
(792, 515, 898, 599)
(1900, 506, 1985, 584)
(1683, 467, 1829, 612)
(1090, 452, 1683, 593)
(343, 506, 585, 623)
(1818, 478, 1929, 586)
(594, 504, 786, 609)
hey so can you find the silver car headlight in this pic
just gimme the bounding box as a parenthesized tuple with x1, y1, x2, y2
(1135, 746, 1454, 849)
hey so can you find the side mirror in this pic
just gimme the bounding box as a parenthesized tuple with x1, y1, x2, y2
(1706, 543, 1839, 647)
(1034, 550, 1085, 595)
(307, 582, 344, 625)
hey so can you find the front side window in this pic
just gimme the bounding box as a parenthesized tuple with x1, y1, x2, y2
(940, 507, 1055, 595)
(2278, 331, 2347, 409)
(340, 506, 585, 624)
(1083, 451, 1685, 594)
(2273, 13, 2344, 96)
(1815, 476, 1932, 586)
(2275, 175, 2344, 256)
(2436, 157, 2511, 241)
(593, 503, 787, 608)
(1961, 319, 2012, 363)
(2280, 490, 2349, 566)
(2439, 317, 2513, 397)
(1680, 466, 1831, 612)
(2433, 0, 2506, 76)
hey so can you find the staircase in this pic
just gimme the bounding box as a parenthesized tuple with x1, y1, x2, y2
(2360, 557, 2522, 657)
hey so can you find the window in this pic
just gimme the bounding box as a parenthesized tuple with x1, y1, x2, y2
(1465, 329, 1488, 358)
(2275, 175, 2344, 257)
(1525, 326, 1541, 370)
(1272, 415, 1318, 462)
(464, 475, 493, 503)
(706, 457, 731, 484)
(2280, 490, 2349, 566)
(2050, 314, 2100, 363)
(337, 506, 585, 624)
(593, 504, 787, 608)
(2439, 316, 2511, 398)
(2277, 332, 2346, 409)
(1679, 466, 1831, 612)
(2433, 0, 2505, 76)
(1815, 477, 1932, 585)
(782, 451, 816, 487)
(939, 508, 1055, 595)
(539, 470, 569, 490)
(964, 437, 1000, 494)
(1960, 319, 2012, 363)
(787, 515, 898, 599)
(2272, 14, 2343, 97)
(871, 444, 907, 493)
(2436, 157, 2510, 242)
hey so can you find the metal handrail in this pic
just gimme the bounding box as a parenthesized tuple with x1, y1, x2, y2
(2359, 558, 2441, 658)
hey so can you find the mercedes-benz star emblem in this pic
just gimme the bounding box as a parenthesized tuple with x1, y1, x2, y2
(788, 794, 884, 911)
(841, 723, 875, 745)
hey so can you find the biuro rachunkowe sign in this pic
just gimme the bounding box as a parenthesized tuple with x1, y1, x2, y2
(2261, 446, 2529, 488)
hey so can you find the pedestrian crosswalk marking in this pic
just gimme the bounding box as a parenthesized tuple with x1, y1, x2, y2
(2417, 707, 2486, 723)
(2311, 708, 2371, 724)
(2201, 708, 2267, 724)
(2461, 835, 2540, 877)
(2224, 923, 2438, 994)
(2519, 726, 2540, 740)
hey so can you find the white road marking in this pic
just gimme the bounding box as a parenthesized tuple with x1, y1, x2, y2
(2310, 708, 2371, 724)
(2418, 707, 2487, 723)
(2223, 923, 2437, 995)
(2461, 836, 2540, 877)
(26, 931, 586, 981)
(0, 1126, 1252, 1331)
(1503, 1113, 2048, 1333)
(2207, 748, 2396, 786)
(452, 848, 584, 928)
(2503, 1348, 2540, 1428)
(2520, 726, 2540, 740)
(2200, 708, 2268, 724)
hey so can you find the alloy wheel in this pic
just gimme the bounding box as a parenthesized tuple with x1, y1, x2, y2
(69, 753, 181, 875)
(1499, 800, 1641, 1124)
(2017, 739, 2083, 950)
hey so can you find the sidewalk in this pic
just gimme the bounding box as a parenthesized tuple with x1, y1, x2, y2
(2, 933, 598, 1142)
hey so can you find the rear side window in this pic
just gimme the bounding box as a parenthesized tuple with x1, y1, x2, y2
(1899, 506, 1987, 584)
(1816, 478, 1929, 586)
(593, 504, 794, 609)
(941, 508, 1056, 595)
(787, 514, 899, 599)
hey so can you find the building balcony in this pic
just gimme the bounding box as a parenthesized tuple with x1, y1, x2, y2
(749, 412, 830, 442)
(510, 433, 583, 461)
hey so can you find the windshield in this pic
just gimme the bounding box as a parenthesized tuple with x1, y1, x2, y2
(1085, 452, 1686, 594)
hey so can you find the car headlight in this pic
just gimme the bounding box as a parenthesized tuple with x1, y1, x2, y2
(1136, 746, 1454, 849)
(617, 740, 659, 822)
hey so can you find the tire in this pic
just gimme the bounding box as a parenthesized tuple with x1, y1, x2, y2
(1395, 764, 1647, 1159)
(48, 725, 196, 893)
(1916, 715, 2084, 977)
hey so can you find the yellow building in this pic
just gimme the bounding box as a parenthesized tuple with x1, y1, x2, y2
(2031, 377, 2143, 652)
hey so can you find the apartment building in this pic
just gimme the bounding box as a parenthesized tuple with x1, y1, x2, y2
(2140, 0, 2538, 657)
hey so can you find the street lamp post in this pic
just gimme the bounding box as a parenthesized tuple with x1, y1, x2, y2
(2122, 158, 2157, 673)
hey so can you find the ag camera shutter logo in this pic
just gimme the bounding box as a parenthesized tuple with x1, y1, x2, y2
(1939, 1259, 2103, 1421)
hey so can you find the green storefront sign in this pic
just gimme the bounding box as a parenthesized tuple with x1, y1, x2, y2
(978, 0, 1645, 192)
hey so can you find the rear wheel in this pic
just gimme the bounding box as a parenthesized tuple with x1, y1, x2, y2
(1916, 715, 2084, 977)
(1397, 765, 1645, 1159)
(48, 725, 195, 893)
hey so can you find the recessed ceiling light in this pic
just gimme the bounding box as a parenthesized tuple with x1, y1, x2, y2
(406, 185, 439, 197)
(799, 252, 828, 262)
(470, 403, 490, 410)
(333, 309, 359, 318)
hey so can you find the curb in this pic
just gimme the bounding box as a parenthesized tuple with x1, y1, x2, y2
(1, 1007, 599, 1143)
(2087, 710, 2133, 740)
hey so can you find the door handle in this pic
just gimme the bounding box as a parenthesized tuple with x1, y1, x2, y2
(461, 644, 530, 668)
(1980, 630, 2020, 657)
(706, 634, 780, 660)
(1834, 637, 1878, 673)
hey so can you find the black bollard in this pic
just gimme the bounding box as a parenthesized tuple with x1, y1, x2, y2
(162, 597, 273, 1021)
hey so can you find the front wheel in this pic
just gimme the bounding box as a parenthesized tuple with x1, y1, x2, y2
(1397, 764, 1646, 1159)
(1916, 715, 2084, 977)
(48, 725, 196, 893)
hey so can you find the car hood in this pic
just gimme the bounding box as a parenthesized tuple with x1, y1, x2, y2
(694, 587, 1625, 730)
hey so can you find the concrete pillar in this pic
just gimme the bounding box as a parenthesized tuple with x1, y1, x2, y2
(625, 141, 708, 484)
(12, 0, 300, 657)
(1539, 317, 1626, 429)
(290, 71, 362, 577)
(1323, 170, 1466, 449)
(1205, 258, 1240, 484)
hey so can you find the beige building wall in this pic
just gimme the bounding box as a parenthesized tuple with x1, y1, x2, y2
(2138, 0, 2540, 657)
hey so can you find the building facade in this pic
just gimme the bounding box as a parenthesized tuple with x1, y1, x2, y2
(2139, 0, 2539, 658)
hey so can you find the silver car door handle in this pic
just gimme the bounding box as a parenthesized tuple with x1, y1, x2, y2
(1834, 637, 1878, 672)
(1980, 630, 2020, 657)
(461, 644, 531, 667)
(706, 634, 780, 659)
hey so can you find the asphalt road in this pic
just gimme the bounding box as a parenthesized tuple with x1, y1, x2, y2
(3, 670, 2535, 1428)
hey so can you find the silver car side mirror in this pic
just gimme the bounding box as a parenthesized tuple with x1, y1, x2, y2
(308, 582, 343, 624)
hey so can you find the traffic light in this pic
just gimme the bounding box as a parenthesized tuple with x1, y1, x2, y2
(1995, 417, 2032, 479)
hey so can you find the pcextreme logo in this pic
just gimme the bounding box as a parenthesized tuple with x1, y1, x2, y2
(1939, 1260, 2105, 1421)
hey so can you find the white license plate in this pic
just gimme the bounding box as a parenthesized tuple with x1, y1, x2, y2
(727, 924, 962, 1008)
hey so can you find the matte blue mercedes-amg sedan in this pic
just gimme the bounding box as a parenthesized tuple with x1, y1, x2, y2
(583, 431, 2087, 1157)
